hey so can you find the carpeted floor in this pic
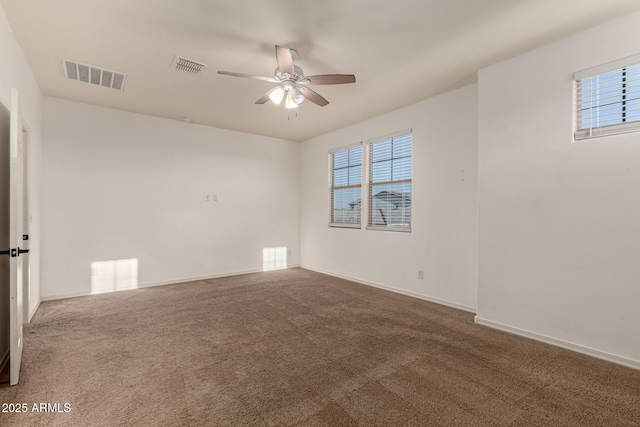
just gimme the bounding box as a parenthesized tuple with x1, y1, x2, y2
(0, 268, 639, 426)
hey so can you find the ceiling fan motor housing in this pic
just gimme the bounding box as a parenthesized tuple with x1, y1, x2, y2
(275, 65, 305, 81)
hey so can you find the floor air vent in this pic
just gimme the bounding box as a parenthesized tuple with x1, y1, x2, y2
(172, 55, 206, 74)
(60, 58, 127, 91)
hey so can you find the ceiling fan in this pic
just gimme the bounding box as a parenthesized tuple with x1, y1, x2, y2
(218, 45, 356, 108)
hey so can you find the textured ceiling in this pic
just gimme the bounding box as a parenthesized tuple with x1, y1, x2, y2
(3, 0, 640, 142)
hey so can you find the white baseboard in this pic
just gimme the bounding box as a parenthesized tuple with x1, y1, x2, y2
(300, 265, 476, 314)
(28, 299, 41, 322)
(476, 317, 640, 371)
(41, 265, 300, 302)
(136, 268, 265, 290)
(301, 266, 640, 371)
(34, 265, 640, 371)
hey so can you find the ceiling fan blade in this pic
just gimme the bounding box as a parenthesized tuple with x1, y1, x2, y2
(305, 74, 356, 85)
(218, 71, 278, 83)
(275, 45, 295, 76)
(302, 87, 329, 107)
(255, 88, 276, 104)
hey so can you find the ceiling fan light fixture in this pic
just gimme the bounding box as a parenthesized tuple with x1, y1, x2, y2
(269, 87, 285, 104)
(285, 91, 298, 109)
(291, 86, 305, 104)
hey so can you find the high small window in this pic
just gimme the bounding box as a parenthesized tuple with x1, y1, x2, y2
(575, 54, 640, 140)
(367, 130, 412, 232)
(329, 144, 362, 228)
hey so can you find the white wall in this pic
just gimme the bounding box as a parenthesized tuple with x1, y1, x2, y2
(42, 98, 299, 299)
(6, 0, 637, 370)
(300, 85, 478, 312)
(477, 12, 640, 366)
(0, 3, 43, 319)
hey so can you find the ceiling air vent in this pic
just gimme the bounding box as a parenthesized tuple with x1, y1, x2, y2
(172, 55, 206, 74)
(60, 57, 127, 91)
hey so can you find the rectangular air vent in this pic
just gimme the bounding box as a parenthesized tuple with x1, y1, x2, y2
(172, 55, 206, 74)
(60, 57, 127, 91)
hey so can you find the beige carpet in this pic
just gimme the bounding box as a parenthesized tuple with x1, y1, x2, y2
(0, 268, 638, 426)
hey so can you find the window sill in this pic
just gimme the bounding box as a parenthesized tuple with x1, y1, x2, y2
(329, 223, 361, 229)
(366, 226, 411, 233)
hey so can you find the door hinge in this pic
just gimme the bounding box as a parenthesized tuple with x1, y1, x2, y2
(18, 247, 29, 255)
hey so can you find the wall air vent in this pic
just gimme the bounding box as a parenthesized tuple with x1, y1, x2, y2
(60, 57, 127, 91)
(172, 55, 206, 74)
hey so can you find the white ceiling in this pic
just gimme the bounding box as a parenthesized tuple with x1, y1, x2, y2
(3, 0, 640, 142)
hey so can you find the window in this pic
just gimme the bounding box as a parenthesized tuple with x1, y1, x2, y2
(575, 54, 640, 140)
(329, 144, 362, 228)
(367, 130, 412, 232)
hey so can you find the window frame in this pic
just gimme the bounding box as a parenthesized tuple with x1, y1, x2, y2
(328, 142, 363, 229)
(575, 53, 640, 141)
(365, 129, 412, 233)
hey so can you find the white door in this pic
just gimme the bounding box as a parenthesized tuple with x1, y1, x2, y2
(21, 129, 29, 324)
(9, 88, 24, 385)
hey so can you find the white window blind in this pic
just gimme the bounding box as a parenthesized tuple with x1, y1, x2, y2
(329, 144, 362, 228)
(367, 130, 412, 232)
(575, 54, 640, 140)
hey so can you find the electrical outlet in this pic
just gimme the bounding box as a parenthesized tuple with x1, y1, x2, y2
(287, 249, 292, 256)
(417, 269, 424, 280)
(205, 194, 211, 202)
(212, 194, 217, 202)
